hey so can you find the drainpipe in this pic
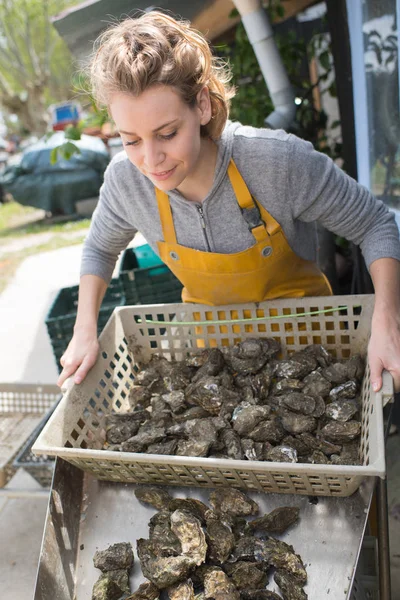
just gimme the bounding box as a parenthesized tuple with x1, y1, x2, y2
(232, 0, 296, 129)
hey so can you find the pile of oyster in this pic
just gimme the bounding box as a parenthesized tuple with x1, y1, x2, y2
(92, 486, 308, 600)
(104, 339, 364, 466)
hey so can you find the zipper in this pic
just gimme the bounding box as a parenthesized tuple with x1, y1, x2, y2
(196, 204, 211, 251)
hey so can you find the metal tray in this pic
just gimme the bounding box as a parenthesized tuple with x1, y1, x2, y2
(34, 457, 376, 600)
(33, 295, 393, 497)
(0, 384, 60, 487)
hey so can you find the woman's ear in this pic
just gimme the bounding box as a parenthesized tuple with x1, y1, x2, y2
(196, 86, 212, 126)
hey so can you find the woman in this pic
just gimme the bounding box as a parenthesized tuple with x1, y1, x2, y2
(58, 11, 400, 393)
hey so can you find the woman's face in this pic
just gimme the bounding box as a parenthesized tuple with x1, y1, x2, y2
(109, 85, 212, 192)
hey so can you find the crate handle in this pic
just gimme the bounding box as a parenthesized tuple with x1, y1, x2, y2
(380, 369, 394, 406)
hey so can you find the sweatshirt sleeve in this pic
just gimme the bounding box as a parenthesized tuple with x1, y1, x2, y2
(80, 162, 137, 284)
(287, 134, 400, 269)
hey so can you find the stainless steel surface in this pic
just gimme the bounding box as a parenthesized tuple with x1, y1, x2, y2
(34, 458, 377, 600)
(377, 477, 391, 600)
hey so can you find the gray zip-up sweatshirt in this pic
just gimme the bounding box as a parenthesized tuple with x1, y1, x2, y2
(81, 121, 400, 283)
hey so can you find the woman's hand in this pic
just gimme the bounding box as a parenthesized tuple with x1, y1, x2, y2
(368, 309, 400, 393)
(57, 327, 99, 388)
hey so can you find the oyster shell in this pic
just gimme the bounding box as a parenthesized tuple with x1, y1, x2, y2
(203, 567, 240, 600)
(255, 539, 307, 584)
(278, 392, 316, 415)
(176, 439, 211, 457)
(234, 372, 271, 401)
(264, 445, 298, 463)
(241, 591, 282, 600)
(220, 427, 244, 460)
(232, 404, 271, 436)
(241, 439, 264, 461)
(134, 486, 173, 511)
(248, 506, 299, 534)
(93, 542, 134, 572)
(191, 348, 225, 382)
(274, 355, 317, 379)
(302, 371, 332, 398)
(170, 510, 207, 566)
(231, 535, 261, 562)
(329, 380, 358, 401)
(325, 400, 358, 422)
(222, 338, 280, 375)
(224, 561, 267, 590)
(248, 417, 286, 443)
(209, 488, 259, 517)
(279, 410, 317, 435)
(295, 344, 331, 368)
(320, 420, 361, 443)
(106, 412, 148, 444)
(310, 450, 329, 464)
(174, 406, 211, 422)
(137, 538, 195, 589)
(162, 391, 187, 414)
(146, 439, 178, 455)
(129, 385, 153, 408)
(167, 579, 195, 600)
(125, 581, 160, 599)
(274, 570, 308, 600)
(92, 574, 125, 600)
(321, 362, 349, 385)
(148, 510, 181, 556)
(168, 499, 209, 525)
(273, 379, 304, 395)
(205, 517, 236, 564)
(121, 424, 166, 453)
(185, 377, 240, 415)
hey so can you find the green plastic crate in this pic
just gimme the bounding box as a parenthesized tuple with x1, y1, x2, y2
(45, 278, 125, 372)
(119, 247, 183, 306)
(134, 243, 165, 269)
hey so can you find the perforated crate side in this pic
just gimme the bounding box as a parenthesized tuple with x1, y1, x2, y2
(119, 259, 183, 306)
(33, 295, 390, 497)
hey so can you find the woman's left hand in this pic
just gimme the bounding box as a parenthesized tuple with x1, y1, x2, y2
(368, 309, 400, 393)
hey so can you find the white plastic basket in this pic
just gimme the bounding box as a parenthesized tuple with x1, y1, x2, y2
(33, 295, 393, 497)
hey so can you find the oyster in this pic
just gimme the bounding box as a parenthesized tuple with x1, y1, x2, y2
(295, 344, 331, 368)
(321, 362, 349, 385)
(106, 412, 148, 444)
(274, 570, 308, 600)
(205, 517, 235, 564)
(232, 404, 271, 436)
(234, 372, 271, 401)
(241, 592, 282, 600)
(264, 445, 298, 463)
(170, 510, 207, 565)
(137, 538, 195, 589)
(203, 567, 240, 600)
(278, 392, 316, 415)
(222, 338, 280, 375)
(231, 535, 261, 562)
(148, 510, 181, 556)
(331, 441, 361, 465)
(274, 355, 317, 379)
(310, 450, 329, 464)
(146, 439, 178, 455)
(126, 581, 160, 599)
(329, 380, 358, 401)
(92, 575, 125, 600)
(176, 439, 211, 457)
(273, 379, 304, 395)
(134, 486, 173, 511)
(248, 506, 299, 534)
(174, 406, 211, 422)
(168, 498, 209, 524)
(129, 385, 153, 408)
(121, 424, 166, 453)
(343, 354, 365, 380)
(279, 410, 317, 435)
(93, 542, 134, 572)
(320, 420, 361, 443)
(185, 377, 240, 415)
(191, 348, 225, 382)
(241, 439, 264, 461)
(224, 561, 267, 590)
(255, 539, 307, 584)
(167, 580, 195, 600)
(248, 417, 286, 443)
(162, 391, 187, 414)
(220, 427, 244, 460)
(302, 371, 332, 398)
(325, 400, 358, 422)
(209, 488, 259, 517)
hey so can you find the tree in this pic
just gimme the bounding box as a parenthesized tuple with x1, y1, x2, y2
(0, 0, 79, 135)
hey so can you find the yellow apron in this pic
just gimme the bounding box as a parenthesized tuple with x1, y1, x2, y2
(155, 159, 332, 305)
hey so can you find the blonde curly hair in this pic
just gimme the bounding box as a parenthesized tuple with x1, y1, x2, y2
(89, 11, 235, 139)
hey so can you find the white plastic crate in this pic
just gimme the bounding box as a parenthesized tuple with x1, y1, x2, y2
(33, 295, 393, 497)
(0, 384, 60, 487)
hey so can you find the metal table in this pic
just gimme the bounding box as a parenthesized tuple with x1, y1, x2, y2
(33, 458, 387, 600)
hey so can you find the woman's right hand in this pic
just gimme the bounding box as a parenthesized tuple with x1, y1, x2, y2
(57, 327, 100, 388)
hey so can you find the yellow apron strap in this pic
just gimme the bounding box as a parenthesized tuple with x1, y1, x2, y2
(155, 186, 177, 244)
(228, 160, 281, 237)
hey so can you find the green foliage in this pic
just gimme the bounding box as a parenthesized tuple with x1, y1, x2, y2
(219, 4, 342, 161)
(50, 141, 81, 165)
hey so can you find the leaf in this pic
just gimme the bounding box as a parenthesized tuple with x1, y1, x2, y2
(330, 119, 341, 129)
(319, 50, 331, 71)
(49, 147, 58, 165)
